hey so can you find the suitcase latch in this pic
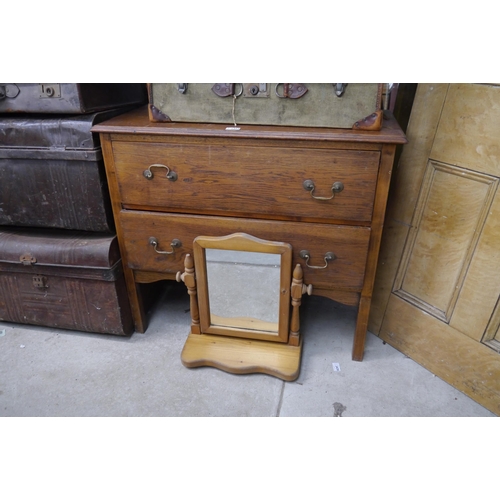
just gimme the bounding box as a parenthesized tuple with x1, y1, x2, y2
(334, 83, 347, 97)
(33, 275, 48, 288)
(243, 84, 269, 98)
(20, 253, 37, 265)
(39, 84, 61, 98)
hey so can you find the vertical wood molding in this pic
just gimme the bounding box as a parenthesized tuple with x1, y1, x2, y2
(368, 84, 449, 334)
(482, 296, 500, 351)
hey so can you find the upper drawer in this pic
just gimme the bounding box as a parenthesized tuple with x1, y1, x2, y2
(111, 141, 380, 223)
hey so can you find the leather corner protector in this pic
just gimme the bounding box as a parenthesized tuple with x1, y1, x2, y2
(148, 104, 171, 123)
(352, 110, 383, 131)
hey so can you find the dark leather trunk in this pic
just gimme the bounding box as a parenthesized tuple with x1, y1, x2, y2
(0, 228, 133, 335)
(0, 83, 147, 114)
(0, 110, 126, 232)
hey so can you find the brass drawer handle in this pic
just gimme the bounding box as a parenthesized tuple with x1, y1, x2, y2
(149, 237, 182, 255)
(303, 180, 344, 200)
(143, 164, 178, 181)
(299, 250, 336, 269)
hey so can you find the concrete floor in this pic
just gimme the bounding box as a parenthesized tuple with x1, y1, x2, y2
(0, 281, 495, 417)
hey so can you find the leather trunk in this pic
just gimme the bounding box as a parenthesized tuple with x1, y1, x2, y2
(0, 228, 133, 335)
(0, 83, 147, 114)
(0, 109, 126, 232)
(148, 83, 383, 130)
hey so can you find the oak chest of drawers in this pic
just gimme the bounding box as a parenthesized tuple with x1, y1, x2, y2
(93, 106, 406, 361)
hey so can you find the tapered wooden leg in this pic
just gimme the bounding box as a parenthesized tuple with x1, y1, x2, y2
(352, 144, 397, 360)
(176, 254, 200, 334)
(352, 295, 371, 361)
(123, 266, 147, 333)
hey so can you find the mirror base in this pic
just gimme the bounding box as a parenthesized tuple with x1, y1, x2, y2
(181, 333, 302, 382)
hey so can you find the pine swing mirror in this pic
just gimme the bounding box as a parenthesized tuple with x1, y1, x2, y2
(177, 233, 312, 381)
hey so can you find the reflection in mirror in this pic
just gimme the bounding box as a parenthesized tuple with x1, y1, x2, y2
(206, 249, 280, 333)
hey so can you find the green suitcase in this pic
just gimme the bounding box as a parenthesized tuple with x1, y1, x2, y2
(148, 83, 384, 130)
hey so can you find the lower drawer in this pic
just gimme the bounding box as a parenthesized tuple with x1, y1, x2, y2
(119, 211, 371, 291)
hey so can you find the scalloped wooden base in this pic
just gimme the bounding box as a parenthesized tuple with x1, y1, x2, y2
(181, 333, 302, 381)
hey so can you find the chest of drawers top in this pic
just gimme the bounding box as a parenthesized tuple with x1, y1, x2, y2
(93, 106, 407, 145)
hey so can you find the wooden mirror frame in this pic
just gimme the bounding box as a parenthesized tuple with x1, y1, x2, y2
(193, 233, 293, 343)
(178, 232, 306, 381)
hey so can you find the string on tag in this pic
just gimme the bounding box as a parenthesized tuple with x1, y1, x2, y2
(232, 94, 237, 126)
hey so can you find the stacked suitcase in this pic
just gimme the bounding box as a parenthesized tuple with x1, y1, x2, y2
(0, 83, 147, 335)
(147, 83, 386, 130)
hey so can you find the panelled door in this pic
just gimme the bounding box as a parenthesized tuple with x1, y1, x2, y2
(369, 84, 500, 415)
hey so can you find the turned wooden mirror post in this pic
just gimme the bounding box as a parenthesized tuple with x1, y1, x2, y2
(175, 254, 200, 335)
(289, 264, 313, 347)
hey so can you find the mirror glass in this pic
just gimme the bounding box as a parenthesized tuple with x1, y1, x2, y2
(206, 249, 280, 333)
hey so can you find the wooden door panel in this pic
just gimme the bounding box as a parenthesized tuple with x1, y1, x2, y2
(380, 295, 500, 415)
(370, 83, 500, 415)
(450, 190, 500, 340)
(431, 84, 500, 177)
(394, 160, 498, 321)
(388, 84, 449, 225)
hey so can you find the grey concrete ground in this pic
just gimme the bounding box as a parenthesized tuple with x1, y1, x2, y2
(0, 281, 495, 417)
